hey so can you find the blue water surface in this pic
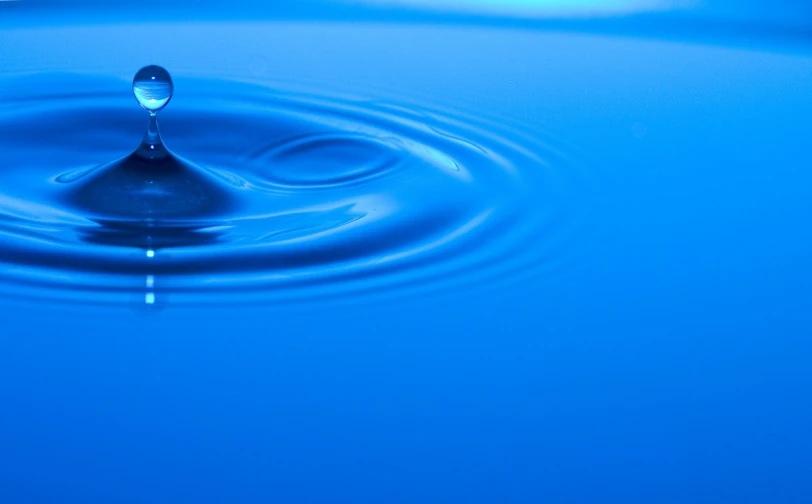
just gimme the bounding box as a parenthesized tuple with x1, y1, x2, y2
(0, 1, 811, 502)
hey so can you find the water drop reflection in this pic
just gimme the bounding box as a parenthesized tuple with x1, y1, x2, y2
(79, 219, 225, 250)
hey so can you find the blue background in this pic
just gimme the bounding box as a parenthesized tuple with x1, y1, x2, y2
(1, 2, 811, 502)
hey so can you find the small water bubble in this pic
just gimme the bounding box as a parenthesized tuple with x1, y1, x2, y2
(146, 249, 155, 258)
(133, 65, 174, 113)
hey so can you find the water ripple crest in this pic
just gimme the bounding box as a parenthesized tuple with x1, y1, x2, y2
(0, 73, 597, 306)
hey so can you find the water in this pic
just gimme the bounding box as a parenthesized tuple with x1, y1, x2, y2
(1, 4, 811, 503)
(0, 68, 575, 306)
(133, 65, 174, 112)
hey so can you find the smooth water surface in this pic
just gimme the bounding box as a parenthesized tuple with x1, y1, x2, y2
(0, 8, 811, 504)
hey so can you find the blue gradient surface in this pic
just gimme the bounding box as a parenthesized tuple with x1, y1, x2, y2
(0, 2, 811, 503)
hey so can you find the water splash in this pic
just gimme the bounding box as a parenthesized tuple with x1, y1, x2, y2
(0, 72, 594, 306)
(58, 67, 234, 224)
(133, 65, 173, 158)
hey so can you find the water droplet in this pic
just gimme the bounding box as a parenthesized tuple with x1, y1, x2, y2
(133, 65, 174, 113)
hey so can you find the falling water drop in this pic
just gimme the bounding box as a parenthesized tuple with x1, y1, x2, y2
(132, 65, 173, 158)
(58, 65, 235, 222)
(133, 65, 174, 112)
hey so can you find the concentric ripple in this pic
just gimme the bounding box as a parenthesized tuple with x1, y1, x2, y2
(0, 73, 595, 306)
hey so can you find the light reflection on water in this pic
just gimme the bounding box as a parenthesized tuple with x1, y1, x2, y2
(347, 0, 691, 16)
